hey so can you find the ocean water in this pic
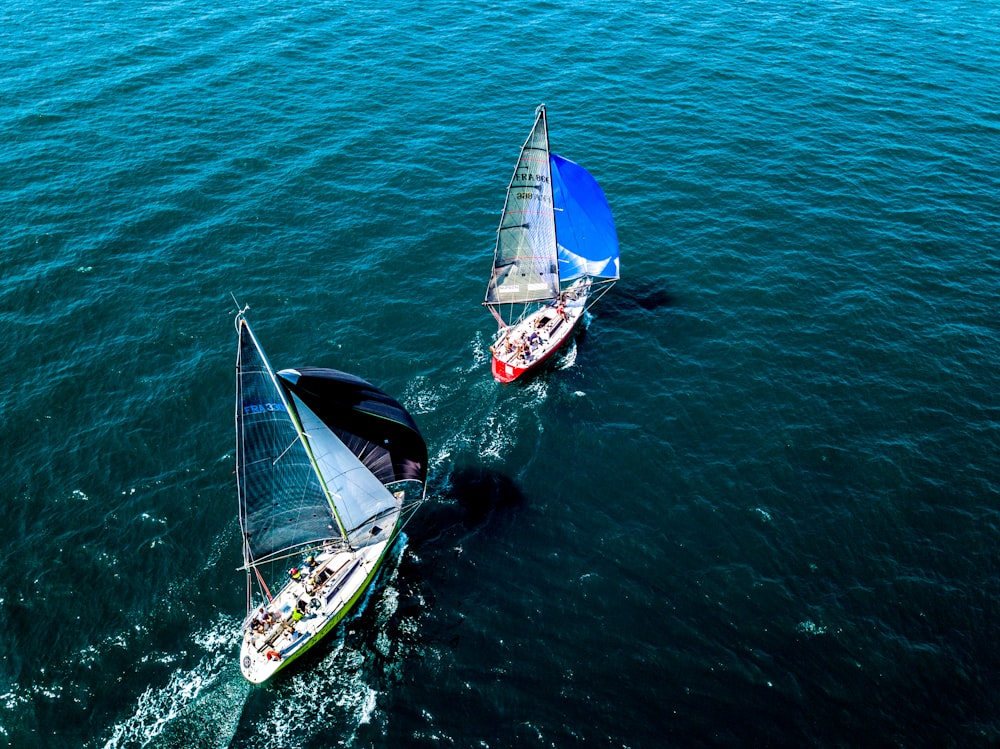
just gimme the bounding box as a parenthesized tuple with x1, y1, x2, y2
(2, 0, 999, 746)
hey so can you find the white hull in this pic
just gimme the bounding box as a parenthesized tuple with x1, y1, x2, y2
(239, 521, 397, 684)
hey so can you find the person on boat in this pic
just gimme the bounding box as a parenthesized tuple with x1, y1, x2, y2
(289, 567, 302, 581)
(556, 301, 567, 320)
(252, 607, 267, 633)
(292, 599, 308, 622)
(515, 338, 528, 361)
(303, 556, 318, 588)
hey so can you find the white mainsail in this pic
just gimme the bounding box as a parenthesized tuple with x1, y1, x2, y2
(485, 106, 559, 321)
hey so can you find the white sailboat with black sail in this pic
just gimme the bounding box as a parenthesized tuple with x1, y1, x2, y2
(484, 104, 620, 383)
(234, 311, 427, 684)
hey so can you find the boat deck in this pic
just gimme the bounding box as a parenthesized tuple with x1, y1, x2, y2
(239, 536, 392, 683)
(492, 303, 582, 370)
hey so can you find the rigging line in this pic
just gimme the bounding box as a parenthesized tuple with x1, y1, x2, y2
(398, 496, 429, 529)
(273, 437, 298, 466)
(231, 292, 249, 315)
(254, 565, 274, 603)
(240, 541, 344, 571)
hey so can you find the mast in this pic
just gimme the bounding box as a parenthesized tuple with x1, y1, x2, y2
(540, 104, 559, 292)
(235, 318, 251, 573)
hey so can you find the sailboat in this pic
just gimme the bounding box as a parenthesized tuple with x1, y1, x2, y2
(234, 311, 427, 684)
(484, 104, 620, 384)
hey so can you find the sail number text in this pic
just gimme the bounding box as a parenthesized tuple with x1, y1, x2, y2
(243, 402, 287, 415)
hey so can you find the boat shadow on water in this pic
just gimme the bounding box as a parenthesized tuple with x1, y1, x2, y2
(386, 466, 528, 653)
(597, 277, 677, 317)
(412, 466, 527, 540)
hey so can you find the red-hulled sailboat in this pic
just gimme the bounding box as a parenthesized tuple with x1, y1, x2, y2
(484, 105, 620, 383)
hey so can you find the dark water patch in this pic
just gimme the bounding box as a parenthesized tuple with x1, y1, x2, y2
(413, 465, 527, 539)
(599, 277, 679, 316)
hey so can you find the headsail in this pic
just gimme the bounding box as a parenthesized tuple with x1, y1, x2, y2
(278, 367, 426, 485)
(235, 317, 341, 566)
(551, 153, 620, 284)
(485, 106, 559, 310)
(279, 367, 428, 547)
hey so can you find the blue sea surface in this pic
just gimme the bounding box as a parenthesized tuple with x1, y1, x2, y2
(2, 0, 999, 747)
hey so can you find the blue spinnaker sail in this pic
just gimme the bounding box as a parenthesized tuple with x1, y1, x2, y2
(551, 153, 620, 283)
